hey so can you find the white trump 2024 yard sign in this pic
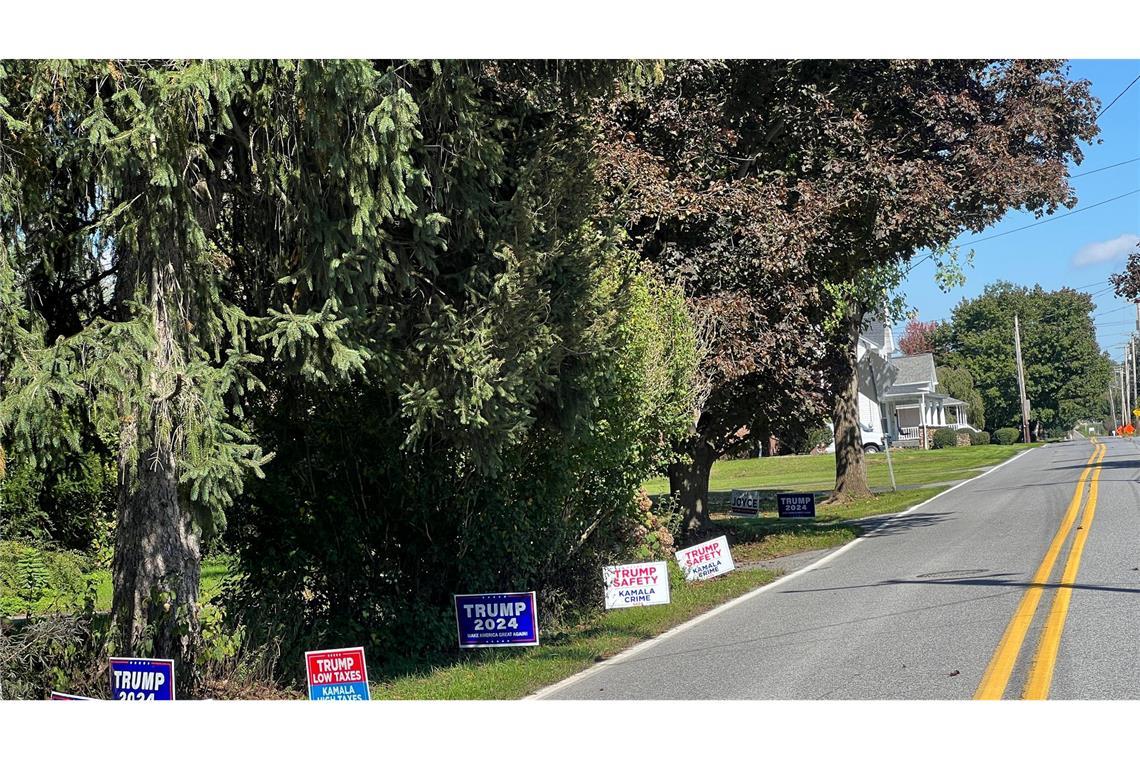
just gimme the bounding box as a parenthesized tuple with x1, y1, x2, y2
(602, 561, 671, 609)
(675, 535, 735, 582)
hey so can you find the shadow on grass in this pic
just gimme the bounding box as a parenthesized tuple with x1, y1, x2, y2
(718, 514, 856, 544)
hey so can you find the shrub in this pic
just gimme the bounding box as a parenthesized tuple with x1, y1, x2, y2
(224, 274, 700, 683)
(970, 430, 990, 446)
(931, 428, 958, 449)
(993, 427, 1021, 445)
(0, 542, 91, 617)
(0, 451, 116, 551)
(780, 425, 834, 455)
(0, 611, 109, 700)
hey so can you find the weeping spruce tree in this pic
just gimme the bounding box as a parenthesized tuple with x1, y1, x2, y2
(0, 61, 382, 682)
(1, 61, 624, 686)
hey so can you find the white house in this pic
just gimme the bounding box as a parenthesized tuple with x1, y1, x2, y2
(854, 319, 975, 450)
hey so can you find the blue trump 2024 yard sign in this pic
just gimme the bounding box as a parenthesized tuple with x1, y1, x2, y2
(109, 658, 176, 700)
(777, 492, 816, 519)
(454, 592, 539, 648)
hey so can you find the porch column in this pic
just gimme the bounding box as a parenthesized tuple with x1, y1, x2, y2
(920, 392, 927, 449)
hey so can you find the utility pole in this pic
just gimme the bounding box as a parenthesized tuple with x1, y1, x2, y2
(1013, 314, 1031, 443)
(1121, 366, 1128, 430)
(1109, 377, 1119, 431)
(1124, 349, 1129, 417)
(1126, 334, 1135, 419)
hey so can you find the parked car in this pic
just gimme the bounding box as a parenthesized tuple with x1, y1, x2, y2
(824, 422, 888, 454)
(860, 422, 887, 453)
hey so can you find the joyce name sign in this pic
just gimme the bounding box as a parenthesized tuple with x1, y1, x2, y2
(603, 561, 671, 609)
(730, 489, 761, 516)
(777, 492, 816, 519)
(454, 592, 539, 648)
(675, 535, 735, 582)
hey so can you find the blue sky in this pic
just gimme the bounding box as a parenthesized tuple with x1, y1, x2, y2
(900, 60, 1140, 359)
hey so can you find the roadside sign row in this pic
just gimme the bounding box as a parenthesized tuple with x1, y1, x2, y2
(52, 491, 817, 700)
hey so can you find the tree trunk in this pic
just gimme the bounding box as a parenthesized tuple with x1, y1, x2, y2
(831, 303, 873, 501)
(111, 261, 200, 692)
(111, 439, 201, 670)
(669, 437, 717, 535)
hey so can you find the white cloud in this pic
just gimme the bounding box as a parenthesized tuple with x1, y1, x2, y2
(1073, 233, 1140, 267)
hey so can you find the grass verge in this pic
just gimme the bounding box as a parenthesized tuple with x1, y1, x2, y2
(719, 487, 943, 563)
(374, 485, 947, 699)
(375, 564, 777, 700)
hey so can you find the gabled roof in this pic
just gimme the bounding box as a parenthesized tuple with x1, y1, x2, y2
(860, 318, 895, 355)
(888, 353, 937, 387)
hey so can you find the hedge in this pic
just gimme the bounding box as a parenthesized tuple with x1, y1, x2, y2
(993, 427, 1021, 445)
(931, 428, 958, 449)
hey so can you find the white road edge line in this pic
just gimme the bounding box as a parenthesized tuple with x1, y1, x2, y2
(526, 445, 1039, 700)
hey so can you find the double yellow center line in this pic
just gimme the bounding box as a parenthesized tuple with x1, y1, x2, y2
(974, 439, 1106, 700)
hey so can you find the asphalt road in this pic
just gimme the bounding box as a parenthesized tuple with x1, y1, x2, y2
(540, 437, 1140, 699)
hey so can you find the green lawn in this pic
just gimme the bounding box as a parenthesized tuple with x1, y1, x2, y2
(1, 553, 233, 617)
(373, 447, 1033, 699)
(643, 443, 1036, 500)
(85, 556, 231, 611)
(719, 487, 944, 563)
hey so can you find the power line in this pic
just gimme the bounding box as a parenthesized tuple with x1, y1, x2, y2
(962, 188, 1140, 246)
(1071, 279, 1109, 290)
(1070, 157, 1140, 178)
(1097, 74, 1140, 119)
(1085, 284, 1117, 297)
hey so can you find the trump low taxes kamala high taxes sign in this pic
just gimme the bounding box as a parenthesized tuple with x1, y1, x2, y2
(305, 647, 370, 700)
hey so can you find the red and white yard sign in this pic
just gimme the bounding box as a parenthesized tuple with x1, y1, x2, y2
(675, 535, 735, 582)
(305, 646, 370, 701)
(602, 561, 671, 609)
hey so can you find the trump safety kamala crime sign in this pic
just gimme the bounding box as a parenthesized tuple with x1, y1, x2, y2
(603, 561, 671, 609)
(675, 535, 735, 582)
(305, 646, 370, 700)
(454, 591, 539, 648)
(777, 492, 816, 519)
(109, 658, 176, 700)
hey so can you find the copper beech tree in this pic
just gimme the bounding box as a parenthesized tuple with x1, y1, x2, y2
(596, 62, 834, 532)
(792, 60, 1099, 500)
(1109, 243, 1140, 299)
(599, 60, 1100, 526)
